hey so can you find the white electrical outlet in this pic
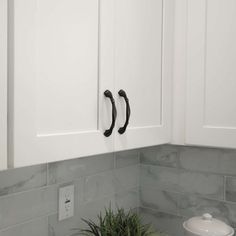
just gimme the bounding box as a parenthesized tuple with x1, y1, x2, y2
(58, 185, 74, 221)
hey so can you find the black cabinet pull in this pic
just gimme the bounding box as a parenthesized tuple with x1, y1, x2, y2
(118, 89, 131, 134)
(104, 90, 117, 137)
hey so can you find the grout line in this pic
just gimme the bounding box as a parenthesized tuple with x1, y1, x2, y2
(138, 149, 141, 164)
(113, 152, 117, 169)
(223, 175, 226, 201)
(138, 150, 141, 207)
(46, 163, 49, 186)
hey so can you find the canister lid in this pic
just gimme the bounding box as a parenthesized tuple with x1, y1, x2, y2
(183, 213, 234, 236)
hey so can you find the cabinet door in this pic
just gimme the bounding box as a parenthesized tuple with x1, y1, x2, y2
(114, 0, 173, 150)
(186, 0, 236, 148)
(9, 0, 114, 167)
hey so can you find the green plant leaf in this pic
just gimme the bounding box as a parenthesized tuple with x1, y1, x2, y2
(73, 206, 164, 236)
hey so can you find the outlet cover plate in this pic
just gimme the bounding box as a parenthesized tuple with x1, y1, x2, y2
(58, 185, 74, 221)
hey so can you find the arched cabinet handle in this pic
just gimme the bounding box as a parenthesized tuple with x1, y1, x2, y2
(104, 90, 117, 137)
(118, 89, 131, 134)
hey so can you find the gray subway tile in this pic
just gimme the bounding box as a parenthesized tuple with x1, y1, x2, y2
(179, 170, 224, 200)
(0, 218, 48, 236)
(115, 150, 139, 168)
(140, 165, 224, 200)
(113, 165, 139, 191)
(225, 177, 236, 202)
(140, 145, 179, 168)
(115, 188, 139, 210)
(83, 170, 116, 204)
(0, 164, 47, 196)
(0, 186, 57, 230)
(83, 165, 139, 204)
(179, 146, 223, 173)
(140, 165, 180, 192)
(48, 153, 114, 185)
(140, 187, 178, 215)
(179, 146, 236, 175)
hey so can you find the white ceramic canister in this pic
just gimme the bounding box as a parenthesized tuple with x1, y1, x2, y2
(183, 213, 234, 236)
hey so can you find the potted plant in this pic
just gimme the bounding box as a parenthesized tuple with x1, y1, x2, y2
(75, 207, 166, 236)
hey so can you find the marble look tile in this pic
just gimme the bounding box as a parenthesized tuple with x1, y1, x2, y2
(48, 153, 114, 185)
(140, 187, 178, 214)
(179, 146, 236, 175)
(0, 218, 48, 236)
(179, 170, 224, 200)
(140, 207, 184, 236)
(140, 145, 179, 168)
(113, 165, 139, 191)
(83, 170, 116, 204)
(83, 165, 139, 204)
(77, 194, 117, 223)
(115, 188, 139, 210)
(140, 165, 180, 192)
(0, 164, 47, 196)
(0, 186, 57, 230)
(115, 150, 139, 168)
(178, 194, 236, 227)
(140, 165, 224, 200)
(178, 146, 223, 173)
(226, 177, 236, 202)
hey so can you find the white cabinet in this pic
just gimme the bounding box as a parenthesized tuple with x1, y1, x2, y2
(114, 0, 173, 151)
(185, 0, 236, 148)
(8, 0, 114, 167)
(6, 0, 173, 168)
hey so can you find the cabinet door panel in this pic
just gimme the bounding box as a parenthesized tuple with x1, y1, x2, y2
(35, 0, 98, 134)
(9, 0, 114, 167)
(186, 0, 236, 147)
(114, 0, 173, 150)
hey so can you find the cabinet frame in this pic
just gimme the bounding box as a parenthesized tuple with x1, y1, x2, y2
(0, 0, 8, 169)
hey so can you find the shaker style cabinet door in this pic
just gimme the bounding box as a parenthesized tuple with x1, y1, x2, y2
(114, 0, 173, 151)
(8, 0, 115, 167)
(186, 0, 236, 148)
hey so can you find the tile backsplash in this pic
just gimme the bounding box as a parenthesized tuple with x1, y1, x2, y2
(1, 145, 236, 236)
(140, 145, 236, 236)
(0, 151, 139, 236)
